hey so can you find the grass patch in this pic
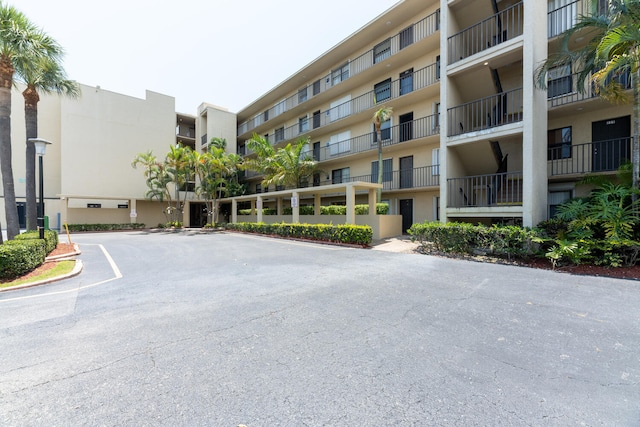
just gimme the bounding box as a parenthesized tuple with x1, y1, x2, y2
(0, 260, 76, 289)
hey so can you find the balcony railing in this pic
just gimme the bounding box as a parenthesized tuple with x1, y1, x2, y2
(548, 137, 632, 176)
(240, 64, 439, 154)
(316, 114, 439, 162)
(547, 70, 631, 108)
(346, 166, 440, 191)
(237, 9, 441, 136)
(448, 2, 523, 65)
(447, 88, 523, 137)
(548, 0, 607, 39)
(447, 172, 523, 208)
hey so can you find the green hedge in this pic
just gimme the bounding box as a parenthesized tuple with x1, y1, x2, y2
(0, 239, 47, 280)
(226, 222, 373, 246)
(15, 229, 58, 254)
(409, 222, 541, 260)
(67, 223, 146, 232)
(239, 203, 389, 216)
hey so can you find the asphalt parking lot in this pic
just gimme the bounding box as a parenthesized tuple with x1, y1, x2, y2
(1, 230, 638, 426)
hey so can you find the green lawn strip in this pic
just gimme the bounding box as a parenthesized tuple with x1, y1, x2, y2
(0, 260, 76, 289)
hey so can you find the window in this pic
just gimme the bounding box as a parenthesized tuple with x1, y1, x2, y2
(329, 95, 351, 122)
(263, 110, 269, 122)
(400, 69, 413, 96)
(371, 158, 393, 183)
(299, 116, 309, 133)
(548, 0, 578, 38)
(274, 99, 286, 116)
(312, 79, 321, 96)
(328, 130, 351, 156)
(374, 78, 392, 103)
(275, 127, 285, 142)
(434, 102, 441, 131)
(373, 119, 391, 143)
(313, 110, 321, 129)
(548, 64, 573, 98)
(549, 190, 572, 218)
(548, 126, 572, 160)
(332, 167, 350, 184)
(436, 55, 441, 80)
(373, 38, 391, 64)
(298, 87, 308, 104)
(331, 62, 349, 86)
(432, 148, 440, 175)
(399, 26, 414, 49)
(256, 183, 262, 194)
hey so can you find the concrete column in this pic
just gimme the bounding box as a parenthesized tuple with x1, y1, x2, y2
(129, 199, 137, 224)
(257, 196, 263, 223)
(232, 199, 238, 223)
(314, 194, 321, 215)
(522, 0, 548, 227)
(292, 191, 300, 223)
(277, 197, 283, 215)
(368, 189, 376, 215)
(346, 184, 356, 224)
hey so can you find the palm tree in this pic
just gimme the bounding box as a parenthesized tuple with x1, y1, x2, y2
(18, 56, 79, 231)
(0, 4, 63, 240)
(372, 106, 393, 203)
(246, 134, 320, 190)
(535, 0, 640, 191)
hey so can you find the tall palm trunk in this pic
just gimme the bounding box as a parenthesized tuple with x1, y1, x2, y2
(377, 131, 383, 203)
(633, 68, 640, 193)
(24, 87, 39, 231)
(0, 56, 20, 240)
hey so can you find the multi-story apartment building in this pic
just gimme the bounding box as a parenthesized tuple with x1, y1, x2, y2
(0, 0, 632, 236)
(2, 84, 235, 231)
(232, 0, 633, 231)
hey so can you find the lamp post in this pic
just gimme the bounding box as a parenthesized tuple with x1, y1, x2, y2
(28, 138, 51, 239)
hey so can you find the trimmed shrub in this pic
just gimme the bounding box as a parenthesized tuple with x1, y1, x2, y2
(0, 240, 47, 280)
(15, 230, 58, 254)
(225, 222, 373, 246)
(240, 204, 389, 216)
(67, 223, 146, 232)
(409, 221, 542, 260)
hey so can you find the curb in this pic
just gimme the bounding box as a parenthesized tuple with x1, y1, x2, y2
(0, 259, 84, 293)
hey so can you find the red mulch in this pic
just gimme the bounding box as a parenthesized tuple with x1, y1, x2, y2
(0, 243, 77, 284)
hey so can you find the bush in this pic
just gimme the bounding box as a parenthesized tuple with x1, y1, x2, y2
(239, 204, 389, 216)
(409, 221, 542, 260)
(15, 229, 58, 254)
(0, 240, 47, 280)
(67, 223, 146, 232)
(225, 222, 373, 246)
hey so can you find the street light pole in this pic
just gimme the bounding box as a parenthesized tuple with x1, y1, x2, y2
(28, 138, 51, 239)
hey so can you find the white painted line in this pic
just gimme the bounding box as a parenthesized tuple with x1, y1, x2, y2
(0, 243, 122, 303)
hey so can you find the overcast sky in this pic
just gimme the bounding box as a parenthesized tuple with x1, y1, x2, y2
(16, 0, 396, 114)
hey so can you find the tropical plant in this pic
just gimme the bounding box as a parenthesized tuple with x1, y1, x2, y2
(245, 133, 320, 190)
(372, 106, 393, 203)
(0, 4, 64, 240)
(17, 56, 79, 231)
(535, 0, 640, 192)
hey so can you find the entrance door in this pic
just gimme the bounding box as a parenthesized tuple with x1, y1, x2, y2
(189, 202, 208, 227)
(592, 115, 631, 172)
(399, 112, 414, 142)
(399, 156, 413, 189)
(399, 199, 413, 234)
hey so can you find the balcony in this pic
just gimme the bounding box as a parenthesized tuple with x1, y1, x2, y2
(241, 65, 439, 154)
(237, 9, 441, 136)
(547, 70, 631, 109)
(448, 2, 523, 65)
(448, 88, 523, 137)
(548, 137, 632, 177)
(548, 0, 606, 39)
(316, 114, 439, 162)
(447, 172, 523, 208)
